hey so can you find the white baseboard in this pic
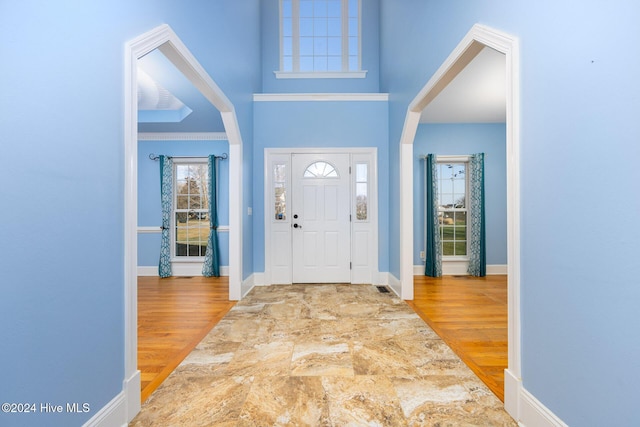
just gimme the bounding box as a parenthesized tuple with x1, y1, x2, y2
(124, 370, 141, 422)
(81, 370, 141, 427)
(241, 273, 257, 297)
(386, 272, 401, 297)
(413, 264, 508, 276)
(82, 392, 127, 427)
(504, 369, 568, 427)
(137, 264, 230, 277)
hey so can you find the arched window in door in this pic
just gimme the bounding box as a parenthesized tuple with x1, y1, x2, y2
(303, 161, 339, 178)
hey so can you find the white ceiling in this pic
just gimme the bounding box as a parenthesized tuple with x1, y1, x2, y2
(420, 46, 506, 123)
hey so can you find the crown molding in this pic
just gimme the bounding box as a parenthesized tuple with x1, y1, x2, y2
(137, 132, 228, 141)
(253, 93, 389, 102)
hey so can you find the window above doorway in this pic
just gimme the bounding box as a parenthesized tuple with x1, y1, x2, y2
(276, 0, 366, 79)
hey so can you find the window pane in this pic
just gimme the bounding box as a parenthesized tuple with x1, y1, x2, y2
(300, 0, 313, 17)
(349, 55, 358, 71)
(348, 36, 358, 55)
(442, 241, 454, 256)
(348, 18, 358, 37)
(455, 226, 466, 241)
(300, 37, 313, 55)
(274, 163, 286, 221)
(300, 18, 313, 36)
(304, 161, 338, 178)
(327, 18, 341, 37)
(283, 18, 292, 36)
(314, 0, 327, 17)
(440, 164, 453, 179)
(441, 225, 454, 239)
(348, 0, 358, 17)
(455, 241, 467, 256)
(314, 37, 328, 55)
(314, 18, 328, 36)
(176, 195, 188, 210)
(327, 56, 342, 71)
(300, 56, 314, 71)
(283, 56, 293, 71)
(274, 164, 286, 182)
(275, 184, 286, 220)
(283, 36, 292, 56)
(327, 0, 341, 17)
(454, 211, 467, 225)
(314, 56, 328, 71)
(327, 37, 341, 55)
(283, 0, 292, 18)
(356, 182, 367, 220)
(356, 163, 367, 181)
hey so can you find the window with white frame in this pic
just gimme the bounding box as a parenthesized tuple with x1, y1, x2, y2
(437, 161, 468, 257)
(354, 162, 368, 220)
(173, 161, 210, 258)
(279, 0, 362, 75)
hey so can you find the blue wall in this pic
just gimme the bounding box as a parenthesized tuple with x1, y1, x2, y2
(0, 2, 260, 426)
(253, 100, 389, 273)
(260, 0, 381, 93)
(380, 1, 640, 425)
(137, 140, 230, 268)
(413, 123, 507, 266)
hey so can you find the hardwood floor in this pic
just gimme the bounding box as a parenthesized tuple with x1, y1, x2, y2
(137, 276, 235, 402)
(406, 274, 508, 401)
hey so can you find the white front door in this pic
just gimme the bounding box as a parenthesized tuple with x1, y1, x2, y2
(291, 153, 351, 283)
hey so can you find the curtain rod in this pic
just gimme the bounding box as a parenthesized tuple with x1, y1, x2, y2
(148, 153, 228, 161)
(419, 154, 483, 160)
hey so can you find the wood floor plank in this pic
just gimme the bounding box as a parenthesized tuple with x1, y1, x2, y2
(137, 276, 235, 402)
(407, 275, 508, 401)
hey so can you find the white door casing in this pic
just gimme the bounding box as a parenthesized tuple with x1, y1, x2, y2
(264, 148, 378, 285)
(292, 153, 351, 283)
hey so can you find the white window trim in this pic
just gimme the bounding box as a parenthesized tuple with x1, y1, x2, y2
(436, 155, 470, 261)
(171, 157, 209, 262)
(277, 0, 365, 78)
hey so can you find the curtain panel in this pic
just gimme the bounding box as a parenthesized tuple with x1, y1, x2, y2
(468, 153, 486, 277)
(202, 155, 220, 277)
(159, 155, 173, 278)
(424, 154, 442, 277)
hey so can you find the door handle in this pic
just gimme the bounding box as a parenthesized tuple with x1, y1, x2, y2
(293, 223, 302, 229)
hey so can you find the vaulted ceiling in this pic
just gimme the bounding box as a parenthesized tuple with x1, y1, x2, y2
(137, 43, 506, 129)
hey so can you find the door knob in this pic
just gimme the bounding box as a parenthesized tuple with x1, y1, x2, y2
(293, 223, 301, 229)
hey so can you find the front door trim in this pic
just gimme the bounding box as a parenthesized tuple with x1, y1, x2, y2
(264, 147, 378, 285)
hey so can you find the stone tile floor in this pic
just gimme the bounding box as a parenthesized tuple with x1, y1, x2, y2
(130, 284, 516, 426)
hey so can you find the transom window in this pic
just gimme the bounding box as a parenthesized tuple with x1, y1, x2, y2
(437, 161, 468, 257)
(280, 0, 361, 74)
(304, 161, 339, 178)
(173, 162, 209, 257)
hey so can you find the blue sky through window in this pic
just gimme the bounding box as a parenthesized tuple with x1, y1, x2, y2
(281, 0, 359, 72)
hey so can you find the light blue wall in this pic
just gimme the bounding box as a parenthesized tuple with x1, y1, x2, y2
(137, 140, 230, 268)
(260, 0, 381, 93)
(380, 1, 640, 425)
(253, 100, 389, 273)
(413, 123, 507, 266)
(0, 2, 260, 426)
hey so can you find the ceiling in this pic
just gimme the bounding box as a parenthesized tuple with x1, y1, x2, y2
(137, 45, 506, 131)
(420, 46, 506, 123)
(137, 48, 224, 132)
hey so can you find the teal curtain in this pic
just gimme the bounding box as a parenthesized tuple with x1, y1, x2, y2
(468, 153, 486, 277)
(159, 155, 173, 278)
(202, 155, 220, 277)
(424, 154, 442, 277)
